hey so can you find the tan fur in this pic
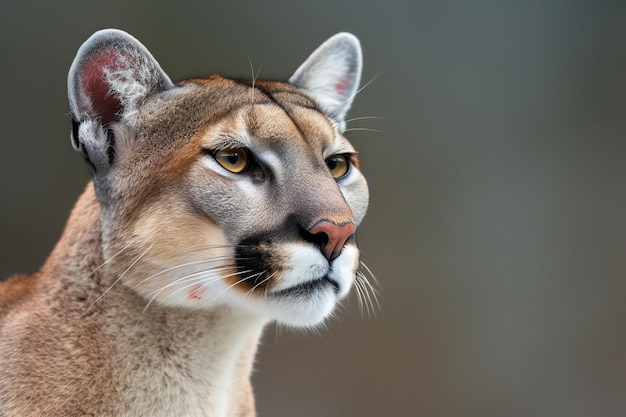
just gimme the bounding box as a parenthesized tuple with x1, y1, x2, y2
(1, 186, 264, 417)
(0, 30, 368, 416)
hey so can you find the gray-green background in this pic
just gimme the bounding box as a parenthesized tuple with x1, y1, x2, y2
(2, 1, 626, 416)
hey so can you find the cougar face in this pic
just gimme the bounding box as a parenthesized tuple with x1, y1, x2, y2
(69, 30, 368, 327)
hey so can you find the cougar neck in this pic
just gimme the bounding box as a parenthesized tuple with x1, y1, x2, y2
(39, 182, 267, 416)
(41, 181, 105, 281)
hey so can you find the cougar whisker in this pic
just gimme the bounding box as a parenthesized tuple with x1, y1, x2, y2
(343, 127, 382, 133)
(90, 242, 155, 308)
(353, 275, 366, 316)
(355, 270, 381, 320)
(87, 238, 138, 277)
(245, 271, 276, 298)
(131, 256, 234, 289)
(138, 267, 249, 319)
(329, 72, 380, 121)
(157, 268, 251, 305)
(208, 270, 261, 304)
(150, 264, 244, 298)
(356, 272, 375, 319)
(343, 116, 386, 124)
(247, 58, 265, 92)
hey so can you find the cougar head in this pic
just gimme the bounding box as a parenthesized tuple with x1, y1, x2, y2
(68, 29, 368, 327)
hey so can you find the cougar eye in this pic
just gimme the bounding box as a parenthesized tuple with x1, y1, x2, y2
(214, 148, 249, 173)
(325, 154, 350, 179)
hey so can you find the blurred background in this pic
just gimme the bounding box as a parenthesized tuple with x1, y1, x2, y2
(2, 1, 626, 416)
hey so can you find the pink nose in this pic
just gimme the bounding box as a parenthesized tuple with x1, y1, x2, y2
(309, 220, 356, 261)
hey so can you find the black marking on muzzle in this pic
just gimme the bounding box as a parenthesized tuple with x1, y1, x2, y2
(234, 235, 284, 292)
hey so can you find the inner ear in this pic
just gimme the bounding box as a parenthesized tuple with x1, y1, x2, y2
(289, 32, 362, 130)
(68, 29, 174, 126)
(79, 50, 125, 125)
(68, 29, 174, 173)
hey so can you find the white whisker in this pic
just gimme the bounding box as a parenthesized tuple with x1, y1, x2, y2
(360, 273, 382, 310)
(132, 256, 233, 289)
(90, 242, 154, 308)
(330, 72, 381, 120)
(145, 265, 243, 304)
(245, 271, 276, 298)
(160, 268, 251, 305)
(343, 127, 382, 134)
(248, 58, 265, 104)
(137, 267, 249, 322)
(360, 260, 382, 287)
(88, 238, 137, 276)
(353, 276, 366, 317)
(352, 261, 382, 319)
(209, 270, 259, 304)
(358, 273, 376, 319)
(343, 116, 386, 124)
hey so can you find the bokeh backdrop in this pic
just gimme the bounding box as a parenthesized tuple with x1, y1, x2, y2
(2, 1, 626, 416)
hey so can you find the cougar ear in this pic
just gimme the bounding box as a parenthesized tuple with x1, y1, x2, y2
(68, 29, 174, 172)
(289, 33, 362, 131)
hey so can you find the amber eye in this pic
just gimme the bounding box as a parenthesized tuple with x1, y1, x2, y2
(214, 148, 249, 173)
(325, 154, 350, 179)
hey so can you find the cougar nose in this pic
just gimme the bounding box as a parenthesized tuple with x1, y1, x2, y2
(308, 220, 356, 261)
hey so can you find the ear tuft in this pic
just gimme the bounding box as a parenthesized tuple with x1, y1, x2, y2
(289, 33, 362, 131)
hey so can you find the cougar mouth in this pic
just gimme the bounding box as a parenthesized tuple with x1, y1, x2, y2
(269, 276, 340, 298)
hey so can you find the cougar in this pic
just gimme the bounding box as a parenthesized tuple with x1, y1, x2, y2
(0, 29, 370, 417)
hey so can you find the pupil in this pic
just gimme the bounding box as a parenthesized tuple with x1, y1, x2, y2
(227, 153, 239, 165)
(327, 159, 337, 170)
